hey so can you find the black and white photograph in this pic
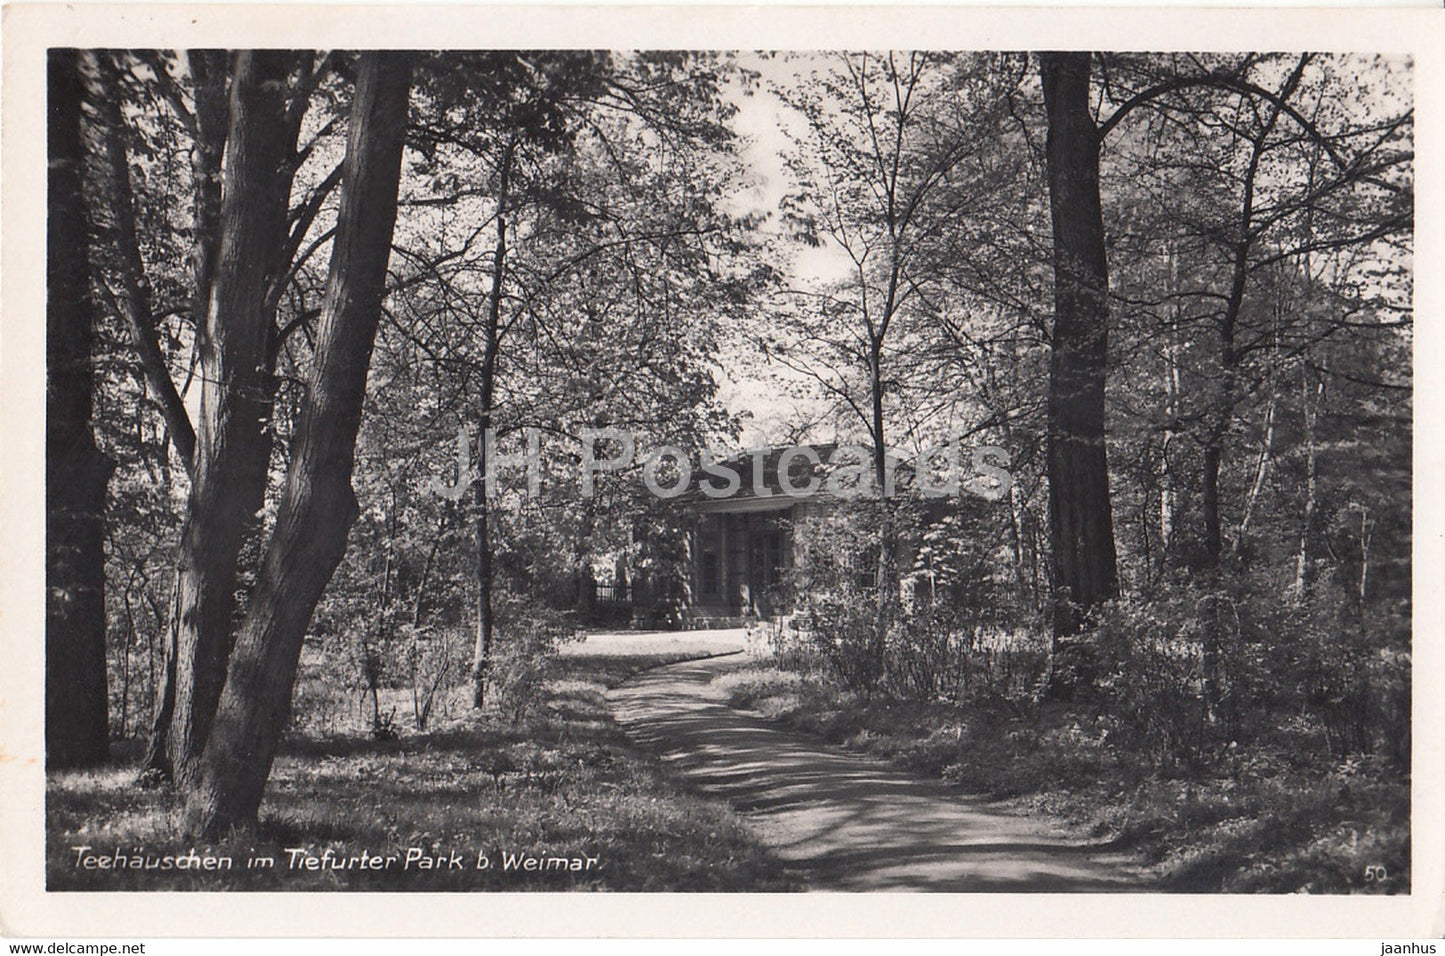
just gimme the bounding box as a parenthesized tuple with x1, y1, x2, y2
(2, 1, 1440, 941)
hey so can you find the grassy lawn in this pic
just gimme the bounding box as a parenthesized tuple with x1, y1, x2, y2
(553, 628, 751, 687)
(712, 662, 1409, 894)
(47, 636, 796, 892)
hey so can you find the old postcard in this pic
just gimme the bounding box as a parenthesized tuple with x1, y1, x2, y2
(1, 1, 1441, 939)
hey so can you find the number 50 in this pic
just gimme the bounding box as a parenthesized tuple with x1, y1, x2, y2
(1365, 865, 1389, 882)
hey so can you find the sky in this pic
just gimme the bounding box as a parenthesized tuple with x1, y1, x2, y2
(713, 53, 862, 448)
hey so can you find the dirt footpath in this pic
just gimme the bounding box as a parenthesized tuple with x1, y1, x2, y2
(607, 648, 1148, 892)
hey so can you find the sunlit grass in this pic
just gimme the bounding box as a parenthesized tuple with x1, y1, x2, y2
(48, 638, 797, 892)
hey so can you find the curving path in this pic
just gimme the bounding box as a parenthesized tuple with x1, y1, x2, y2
(607, 646, 1148, 892)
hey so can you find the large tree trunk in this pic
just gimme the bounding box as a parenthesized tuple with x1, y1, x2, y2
(187, 50, 229, 324)
(142, 51, 300, 784)
(185, 52, 412, 834)
(1039, 52, 1119, 642)
(46, 48, 116, 768)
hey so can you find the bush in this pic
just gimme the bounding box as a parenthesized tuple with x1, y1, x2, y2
(1252, 590, 1410, 765)
(776, 581, 1048, 710)
(778, 495, 1046, 705)
(405, 623, 467, 731)
(1079, 576, 1410, 774)
(889, 603, 1049, 706)
(486, 594, 579, 724)
(1086, 596, 1214, 771)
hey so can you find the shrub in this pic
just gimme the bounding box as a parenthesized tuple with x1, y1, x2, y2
(1086, 596, 1214, 771)
(1252, 589, 1410, 765)
(1080, 574, 1410, 773)
(486, 594, 579, 724)
(405, 623, 466, 731)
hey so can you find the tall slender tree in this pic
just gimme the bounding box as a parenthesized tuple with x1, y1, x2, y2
(406, 51, 745, 707)
(769, 53, 1023, 674)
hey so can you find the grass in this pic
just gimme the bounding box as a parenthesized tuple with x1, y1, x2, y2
(47, 638, 798, 892)
(713, 661, 1410, 894)
(553, 628, 750, 685)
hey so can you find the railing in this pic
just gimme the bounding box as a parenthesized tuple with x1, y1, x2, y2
(594, 583, 632, 606)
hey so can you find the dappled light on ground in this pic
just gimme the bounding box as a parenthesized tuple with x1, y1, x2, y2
(609, 652, 1147, 892)
(560, 628, 752, 659)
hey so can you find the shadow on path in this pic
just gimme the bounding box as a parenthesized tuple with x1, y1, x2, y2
(608, 649, 1149, 892)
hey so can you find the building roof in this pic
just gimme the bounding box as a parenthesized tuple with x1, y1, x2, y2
(678, 443, 921, 512)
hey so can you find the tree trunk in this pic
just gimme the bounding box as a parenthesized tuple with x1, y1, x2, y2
(473, 464, 494, 708)
(1157, 243, 1182, 567)
(471, 143, 512, 709)
(868, 343, 896, 682)
(187, 50, 229, 326)
(47, 48, 116, 768)
(1294, 362, 1325, 599)
(1357, 504, 1373, 609)
(87, 53, 199, 470)
(142, 51, 300, 784)
(1202, 239, 1248, 567)
(1039, 51, 1119, 642)
(410, 511, 448, 729)
(1007, 478, 1030, 606)
(1235, 392, 1276, 549)
(185, 52, 411, 835)
(1201, 60, 1302, 567)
